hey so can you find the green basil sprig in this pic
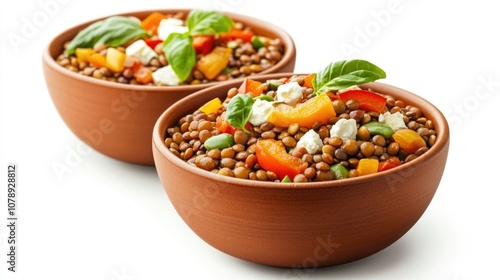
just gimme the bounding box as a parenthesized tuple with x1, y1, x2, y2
(65, 16, 149, 55)
(312, 59, 386, 95)
(225, 94, 255, 134)
(162, 10, 234, 83)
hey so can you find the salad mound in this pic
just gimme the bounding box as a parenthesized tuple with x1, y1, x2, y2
(56, 10, 285, 86)
(164, 59, 437, 182)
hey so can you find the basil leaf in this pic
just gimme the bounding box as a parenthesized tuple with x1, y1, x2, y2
(162, 33, 196, 83)
(225, 94, 254, 134)
(313, 59, 386, 95)
(186, 10, 234, 35)
(65, 16, 148, 55)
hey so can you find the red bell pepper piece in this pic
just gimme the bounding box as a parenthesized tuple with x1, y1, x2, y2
(378, 156, 402, 172)
(337, 89, 387, 113)
(145, 39, 163, 50)
(192, 35, 215, 55)
(215, 112, 252, 134)
(255, 139, 307, 180)
(216, 112, 237, 134)
(219, 28, 254, 42)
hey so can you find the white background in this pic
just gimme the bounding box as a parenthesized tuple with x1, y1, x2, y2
(1, 0, 498, 279)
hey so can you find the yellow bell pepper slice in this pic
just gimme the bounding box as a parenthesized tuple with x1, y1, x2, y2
(392, 129, 426, 153)
(75, 48, 95, 63)
(199, 97, 223, 115)
(356, 158, 379, 176)
(105, 47, 126, 72)
(196, 47, 232, 80)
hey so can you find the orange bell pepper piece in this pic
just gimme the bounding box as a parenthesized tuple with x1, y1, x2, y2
(268, 93, 335, 128)
(391, 129, 427, 153)
(337, 89, 387, 113)
(196, 47, 232, 80)
(255, 139, 307, 180)
(302, 73, 316, 88)
(238, 78, 267, 96)
(356, 158, 379, 176)
(133, 66, 153, 84)
(141, 12, 168, 35)
(87, 53, 107, 68)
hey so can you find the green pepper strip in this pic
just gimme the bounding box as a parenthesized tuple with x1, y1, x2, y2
(363, 122, 394, 138)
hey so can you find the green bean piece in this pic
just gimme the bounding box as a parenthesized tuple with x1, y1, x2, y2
(204, 133, 235, 150)
(363, 122, 395, 138)
(330, 163, 349, 180)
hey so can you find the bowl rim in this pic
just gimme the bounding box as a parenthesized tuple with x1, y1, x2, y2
(153, 73, 450, 190)
(42, 8, 296, 93)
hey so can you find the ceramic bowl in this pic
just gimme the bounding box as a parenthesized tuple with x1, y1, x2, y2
(152, 73, 450, 267)
(42, 9, 296, 165)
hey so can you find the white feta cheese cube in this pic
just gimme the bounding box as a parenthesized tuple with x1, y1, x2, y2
(378, 112, 407, 130)
(157, 18, 189, 41)
(296, 129, 323, 155)
(330, 118, 357, 141)
(152, 65, 181, 86)
(125, 39, 158, 65)
(249, 99, 274, 126)
(276, 82, 303, 106)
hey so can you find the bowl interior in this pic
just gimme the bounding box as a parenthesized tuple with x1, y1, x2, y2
(43, 9, 296, 165)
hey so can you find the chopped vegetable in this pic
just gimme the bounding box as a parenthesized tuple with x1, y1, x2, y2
(281, 175, 292, 183)
(145, 38, 163, 49)
(378, 157, 401, 172)
(268, 93, 336, 128)
(192, 35, 215, 55)
(219, 28, 254, 42)
(266, 79, 284, 91)
(303, 73, 316, 89)
(133, 66, 153, 84)
(204, 133, 235, 150)
(75, 48, 94, 63)
(141, 12, 168, 35)
(363, 122, 395, 138)
(199, 97, 223, 115)
(196, 47, 232, 79)
(337, 89, 387, 113)
(251, 35, 266, 49)
(87, 53, 107, 68)
(330, 163, 349, 180)
(392, 129, 427, 153)
(215, 112, 237, 134)
(356, 158, 379, 176)
(238, 78, 267, 96)
(255, 139, 307, 180)
(105, 48, 126, 72)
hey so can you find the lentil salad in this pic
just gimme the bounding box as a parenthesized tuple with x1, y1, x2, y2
(164, 60, 437, 183)
(56, 10, 285, 86)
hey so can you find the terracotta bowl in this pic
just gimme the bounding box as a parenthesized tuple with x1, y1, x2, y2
(152, 73, 450, 268)
(42, 9, 296, 165)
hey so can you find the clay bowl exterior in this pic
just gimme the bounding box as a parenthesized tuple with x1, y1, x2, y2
(42, 9, 296, 165)
(152, 73, 450, 267)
